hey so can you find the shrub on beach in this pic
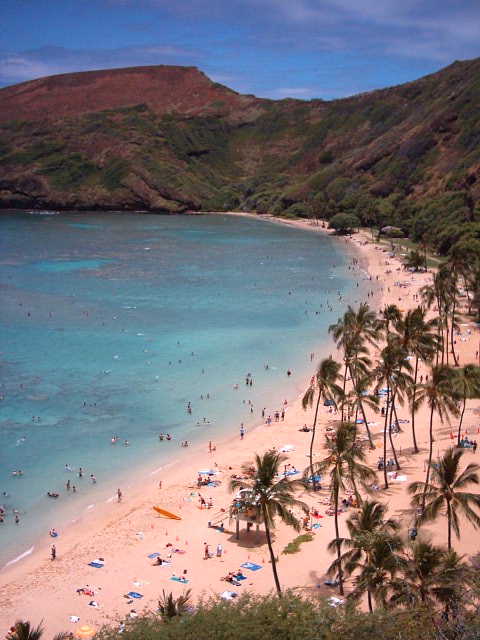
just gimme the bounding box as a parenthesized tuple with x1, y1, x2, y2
(329, 213, 360, 234)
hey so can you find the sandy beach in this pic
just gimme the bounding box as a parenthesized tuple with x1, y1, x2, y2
(1, 214, 479, 636)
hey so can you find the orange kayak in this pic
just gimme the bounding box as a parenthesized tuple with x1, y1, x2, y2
(153, 506, 181, 520)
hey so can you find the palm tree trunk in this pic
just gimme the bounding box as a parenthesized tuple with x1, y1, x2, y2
(445, 315, 450, 365)
(388, 395, 401, 470)
(341, 362, 348, 424)
(422, 404, 435, 512)
(309, 390, 322, 492)
(383, 389, 389, 489)
(349, 464, 362, 506)
(367, 589, 373, 613)
(334, 483, 344, 596)
(262, 504, 282, 597)
(348, 363, 374, 449)
(457, 392, 467, 447)
(450, 301, 459, 366)
(447, 498, 452, 551)
(359, 400, 374, 449)
(411, 356, 419, 453)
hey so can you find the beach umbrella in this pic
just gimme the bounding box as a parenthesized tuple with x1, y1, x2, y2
(75, 625, 96, 639)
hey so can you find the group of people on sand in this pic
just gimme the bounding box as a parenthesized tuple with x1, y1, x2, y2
(224, 569, 246, 586)
(459, 436, 478, 452)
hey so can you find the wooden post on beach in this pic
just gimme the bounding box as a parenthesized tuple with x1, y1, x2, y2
(235, 514, 240, 540)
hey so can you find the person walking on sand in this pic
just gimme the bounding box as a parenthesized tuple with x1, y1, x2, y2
(117, 488, 122, 502)
(240, 424, 245, 440)
(216, 543, 223, 557)
(51, 544, 56, 560)
(204, 542, 210, 559)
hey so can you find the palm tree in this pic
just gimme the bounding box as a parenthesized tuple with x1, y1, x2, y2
(393, 306, 439, 453)
(345, 372, 378, 449)
(230, 450, 308, 596)
(310, 422, 373, 595)
(454, 364, 480, 446)
(404, 250, 426, 272)
(158, 589, 191, 620)
(302, 357, 343, 491)
(348, 532, 403, 611)
(409, 447, 480, 550)
(381, 303, 402, 337)
(413, 366, 459, 510)
(374, 341, 412, 487)
(421, 273, 447, 365)
(7, 622, 69, 640)
(345, 432, 377, 506)
(327, 500, 401, 611)
(7, 623, 44, 640)
(329, 303, 380, 423)
(390, 540, 471, 610)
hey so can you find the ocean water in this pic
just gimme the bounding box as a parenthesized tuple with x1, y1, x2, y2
(0, 211, 364, 566)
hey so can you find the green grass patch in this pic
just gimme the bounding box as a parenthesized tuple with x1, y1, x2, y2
(282, 533, 314, 554)
(101, 158, 129, 191)
(39, 152, 97, 189)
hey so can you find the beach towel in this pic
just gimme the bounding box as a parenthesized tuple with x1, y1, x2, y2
(235, 575, 247, 581)
(147, 553, 160, 558)
(170, 576, 189, 584)
(127, 592, 143, 599)
(220, 590, 238, 600)
(88, 562, 104, 568)
(283, 470, 299, 476)
(240, 562, 262, 571)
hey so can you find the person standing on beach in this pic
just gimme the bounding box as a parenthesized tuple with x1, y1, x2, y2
(117, 488, 122, 502)
(51, 544, 56, 560)
(240, 425, 245, 440)
(204, 542, 210, 559)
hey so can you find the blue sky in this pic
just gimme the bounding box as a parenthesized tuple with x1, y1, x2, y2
(1, 0, 479, 99)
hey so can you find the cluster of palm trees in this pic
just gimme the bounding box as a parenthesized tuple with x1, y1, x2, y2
(331, 496, 474, 613)
(230, 298, 480, 611)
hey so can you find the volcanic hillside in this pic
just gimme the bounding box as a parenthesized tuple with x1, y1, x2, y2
(0, 59, 480, 247)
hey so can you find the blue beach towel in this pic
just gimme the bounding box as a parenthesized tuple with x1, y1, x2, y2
(236, 575, 247, 580)
(148, 552, 160, 558)
(170, 576, 189, 584)
(283, 470, 299, 476)
(127, 592, 143, 599)
(88, 562, 104, 568)
(240, 562, 262, 571)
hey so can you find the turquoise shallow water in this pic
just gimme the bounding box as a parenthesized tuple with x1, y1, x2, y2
(0, 211, 364, 566)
